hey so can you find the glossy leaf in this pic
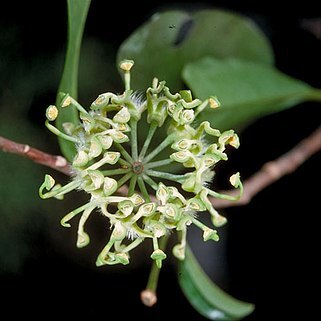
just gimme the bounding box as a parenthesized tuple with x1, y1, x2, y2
(183, 57, 321, 131)
(56, 0, 91, 160)
(179, 246, 254, 320)
(117, 9, 273, 92)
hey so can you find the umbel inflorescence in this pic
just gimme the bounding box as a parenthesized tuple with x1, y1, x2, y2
(39, 59, 242, 269)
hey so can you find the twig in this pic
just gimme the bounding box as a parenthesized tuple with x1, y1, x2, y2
(301, 18, 321, 41)
(1, 125, 321, 208)
(211, 125, 321, 208)
(0, 136, 72, 176)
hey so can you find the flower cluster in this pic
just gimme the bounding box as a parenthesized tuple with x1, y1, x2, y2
(39, 60, 242, 268)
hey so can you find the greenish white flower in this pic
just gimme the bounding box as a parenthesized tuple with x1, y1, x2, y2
(39, 59, 243, 269)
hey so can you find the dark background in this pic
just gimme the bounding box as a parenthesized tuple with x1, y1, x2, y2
(0, 1, 320, 320)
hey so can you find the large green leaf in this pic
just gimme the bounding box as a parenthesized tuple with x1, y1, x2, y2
(183, 57, 321, 131)
(179, 246, 254, 320)
(117, 9, 273, 92)
(56, 0, 91, 161)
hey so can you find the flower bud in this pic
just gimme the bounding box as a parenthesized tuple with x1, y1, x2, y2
(230, 172, 241, 188)
(177, 216, 192, 231)
(61, 93, 72, 108)
(158, 204, 181, 221)
(140, 202, 157, 216)
(87, 170, 104, 190)
(44, 174, 55, 190)
(186, 197, 206, 212)
(170, 150, 191, 163)
(111, 221, 127, 241)
(147, 220, 167, 238)
(219, 130, 240, 149)
(172, 244, 185, 260)
(88, 136, 103, 159)
(119, 59, 134, 71)
(97, 135, 113, 150)
(103, 177, 118, 196)
(203, 228, 219, 242)
(73, 150, 89, 167)
(156, 183, 169, 205)
(208, 96, 221, 108)
(150, 249, 167, 268)
(62, 122, 75, 135)
(113, 107, 131, 123)
(203, 155, 216, 168)
(109, 130, 129, 143)
(181, 109, 194, 124)
(103, 151, 120, 164)
(118, 200, 134, 217)
(211, 214, 228, 227)
(206, 144, 228, 161)
(129, 193, 145, 206)
(115, 252, 129, 265)
(77, 231, 90, 248)
(46, 105, 58, 121)
(91, 93, 112, 109)
(181, 173, 196, 192)
(167, 186, 186, 204)
(228, 134, 240, 149)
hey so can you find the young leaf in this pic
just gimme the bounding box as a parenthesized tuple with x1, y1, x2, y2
(183, 57, 321, 131)
(179, 246, 254, 320)
(117, 9, 273, 92)
(56, 0, 91, 160)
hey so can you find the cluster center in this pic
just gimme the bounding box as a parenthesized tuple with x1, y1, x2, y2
(132, 161, 144, 174)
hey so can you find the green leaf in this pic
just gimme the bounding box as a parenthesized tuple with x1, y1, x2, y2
(179, 246, 254, 320)
(56, 0, 91, 161)
(183, 57, 321, 131)
(117, 9, 273, 92)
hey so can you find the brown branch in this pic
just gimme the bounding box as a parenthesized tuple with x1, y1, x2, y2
(0, 136, 72, 176)
(211, 125, 321, 209)
(301, 18, 321, 41)
(1, 125, 321, 209)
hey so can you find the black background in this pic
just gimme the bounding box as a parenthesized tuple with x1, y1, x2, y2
(1, 1, 320, 320)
